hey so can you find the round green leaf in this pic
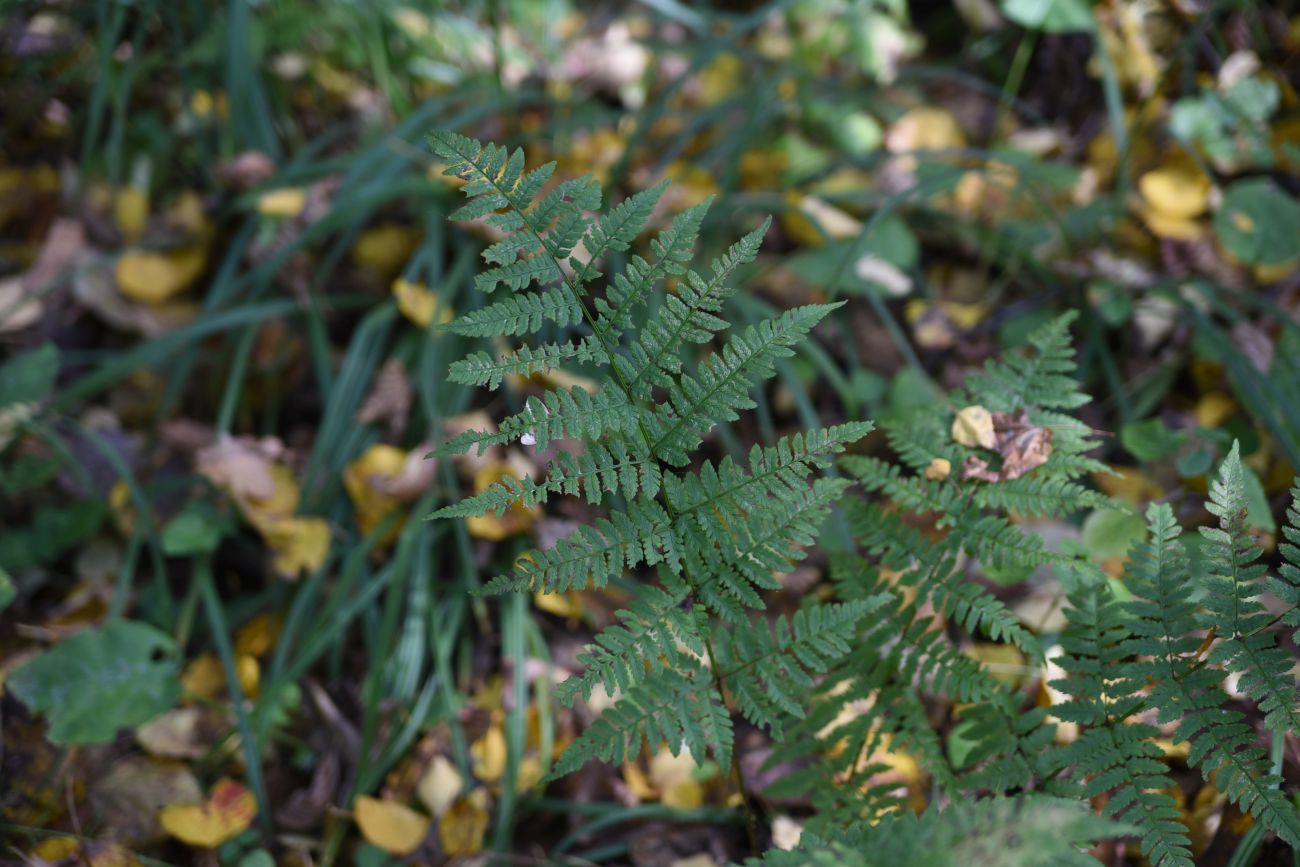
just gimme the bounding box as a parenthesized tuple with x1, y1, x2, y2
(1215, 179, 1300, 267)
(8, 620, 182, 744)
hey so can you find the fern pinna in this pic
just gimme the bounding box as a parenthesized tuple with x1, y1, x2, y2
(425, 133, 876, 799)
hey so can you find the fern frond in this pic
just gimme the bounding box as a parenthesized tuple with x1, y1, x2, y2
(549, 665, 731, 779)
(1270, 481, 1300, 644)
(712, 599, 888, 738)
(448, 338, 609, 389)
(447, 287, 584, 338)
(755, 795, 1126, 867)
(434, 386, 640, 455)
(665, 422, 873, 515)
(1199, 443, 1300, 736)
(648, 303, 843, 466)
(972, 476, 1112, 518)
(965, 310, 1088, 412)
(619, 218, 771, 398)
(479, 499, 672, 595)
(1047, 581, 1191, 867)
(572, 180, 669, 285)
(593, 200, 711, 337)
(555, 585, 705, 705)
(1125, 501, 1300, 847)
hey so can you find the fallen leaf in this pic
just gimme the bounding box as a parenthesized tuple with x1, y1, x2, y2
(115, 246, 206, 305)
(354, 795, 430, 856)
(159, 779, 257, 848)
(30, 838, 142, 867)
(439, 789, 490, 857)
(392, 278, 453, 328)
(197, 435, 281, 501)
(465, 462, 538, 541)
(470, 725, 508, 784)
(90, 756, 202, 846)
(356, 358, 412, 438)
(343, 444, 412, 543)
(649, 747, 704, 809)
(952, 406, 997, 450)
(264, 516, 330, 578)
(114, 186, 149, 242)
(256, 187, 305, 218)
(136, 707, 207, 759)
(993, 410, 1054, 480)
(417, 755, 463, 818)
(354, 224, 420, 276)
(924, 457, 951, 481)
(1138, 165, 1211, 239)
(0, 275, 43, 333)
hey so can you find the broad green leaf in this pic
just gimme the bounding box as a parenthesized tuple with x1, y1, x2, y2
(8, 620, 182, 744)
(0, 342, 59, 412)
(162, 507, 225, 557)
(1081, 508, 1147, 564)
(1120, 418, 1184, 462)
(1000, 0, 1093, 32)
(0, 500, 104, 573)
(1215, 179, 1300, 267)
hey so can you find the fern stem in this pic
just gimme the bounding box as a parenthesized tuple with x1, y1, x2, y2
(703, 629, 763, 854)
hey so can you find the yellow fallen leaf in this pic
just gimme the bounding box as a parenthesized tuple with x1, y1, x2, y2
(924, 457, 951, 481)
(181, 655, 225, 701)
(265, 516, 330, 578)
(952, 406, 997, 450)
(159, 779, 256, 848)
(392, 278, 453, 328)
(885, 107, 966, 153)
(343, 444, 410, 543)
(256, 187, 305, 218)
(31, 838, 141, 867)
(353, 224, 420, 276)
(1195, 391, 1236, 427)
(236, 653, 260, 698)
(471, 725, 508, 784)
(671, 856, 720, 867)
(354, 795, 430, 856)
(115, 247, 206, 305)
(114, 187, 149, 243)
(533, 589, 583, 619)
(649, 747, 704, 809)
(662, 161, 718, 212)
(781, 192, 863, 247)
(417, 755, 463, 818)
(439, 789, 490, 857)
(1139, 166, 1211, 221)
(234, 612, 281, 657)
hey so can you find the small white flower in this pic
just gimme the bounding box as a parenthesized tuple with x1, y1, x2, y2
(520, 432, 537, 446)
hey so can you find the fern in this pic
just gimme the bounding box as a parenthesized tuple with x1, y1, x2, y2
(1047, 570, 1191, 866)
(428, 132, 873, 801)
(429, 131, 1300, 861)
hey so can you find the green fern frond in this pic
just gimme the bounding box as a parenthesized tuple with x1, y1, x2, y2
(447, 338, 608, 389)
(447, 287, 584, 338)
(965, 310, 1088, 412)
(549, 665, 731, 780)
(479, 499, 673, 595)
(1047, 580, 1191, 867)
(755, 795, 1127, 867)
(1199, 443, 1300, 736)
(619, 218, 771, 398)
(1270, 481, 1300, 644)
(555, 585, 705, 705)
(647, 303, 842, 466)
(1125, 501, 1300, 847)
(434, 386, 640, 455)
(711, 599, 888, 738)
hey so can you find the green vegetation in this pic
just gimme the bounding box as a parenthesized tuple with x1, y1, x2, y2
(3, 1, 1300, 865)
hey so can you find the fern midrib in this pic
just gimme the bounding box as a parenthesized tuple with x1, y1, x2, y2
(626, 268, 732, 396)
